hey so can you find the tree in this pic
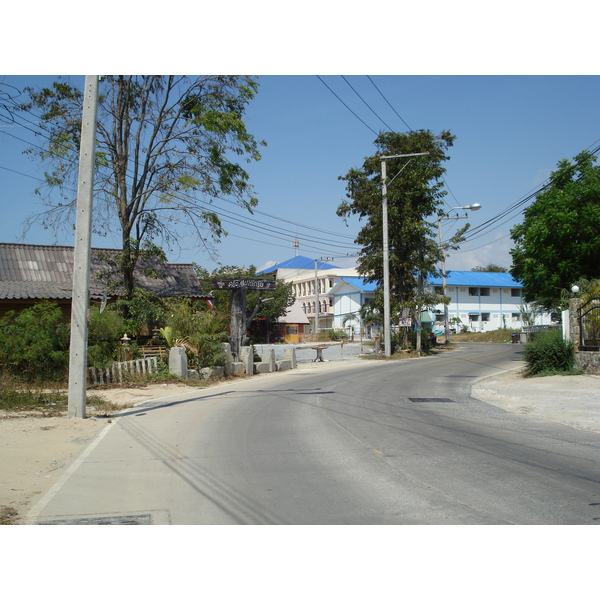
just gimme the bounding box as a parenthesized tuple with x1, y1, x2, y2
(510, 150, 600, 312)
(337, 129, 464, 325)
(471, 264, 507, 272)
(18, 76, 265, 305)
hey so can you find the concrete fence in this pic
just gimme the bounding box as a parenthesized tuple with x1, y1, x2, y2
(88, 356, 159, 385)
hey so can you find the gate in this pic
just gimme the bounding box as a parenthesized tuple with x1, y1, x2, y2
(579, 297, 600, 351)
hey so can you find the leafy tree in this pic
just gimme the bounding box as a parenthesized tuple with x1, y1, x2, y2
(18, 76, 265, 305)
(87, 306, 126, 369)
(510, 150, 600, 312)
(337, 129, 464, 324)
(471, 264, 507, 272)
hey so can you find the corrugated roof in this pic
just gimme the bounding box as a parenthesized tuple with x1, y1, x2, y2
(257, 255, 340, 275)
(427, 271, 522, 288)
(0, 243, 209, 300)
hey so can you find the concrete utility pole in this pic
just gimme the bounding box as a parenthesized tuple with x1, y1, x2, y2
(437, 204, 481, 344)
(68, 76, 99, 418)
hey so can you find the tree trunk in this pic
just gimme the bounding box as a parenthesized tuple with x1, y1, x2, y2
(229, 287, 247, 360)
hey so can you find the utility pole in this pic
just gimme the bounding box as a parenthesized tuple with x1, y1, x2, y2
(381, 152, 428, 357)
(67, 76, 99, 418)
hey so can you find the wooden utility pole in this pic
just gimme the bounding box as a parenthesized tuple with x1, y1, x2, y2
(67, 76, 99, 418)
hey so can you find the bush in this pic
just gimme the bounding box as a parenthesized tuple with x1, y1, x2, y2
(163, 298, 228, 368)
(0, 301, 70, 381)
(87, 306, 127, 369)
(390, 328, 435, 353)
(523, 330, 575, 376)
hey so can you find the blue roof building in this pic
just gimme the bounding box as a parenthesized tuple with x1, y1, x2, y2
(256, 255, 340, 276)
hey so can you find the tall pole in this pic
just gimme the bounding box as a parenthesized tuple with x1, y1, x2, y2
(438, 219, 450, 344)
(381, 159, 391, 357)
(68, 76, 99, 418)
(314, 258, 319, 338)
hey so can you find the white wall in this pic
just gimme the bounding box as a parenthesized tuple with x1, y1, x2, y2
(432, 285, 553, 332)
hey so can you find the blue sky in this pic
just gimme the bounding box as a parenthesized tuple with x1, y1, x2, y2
(2, 74, 599, 275)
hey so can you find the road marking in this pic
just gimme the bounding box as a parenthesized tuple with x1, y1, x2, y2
(26, 417, 119, 524)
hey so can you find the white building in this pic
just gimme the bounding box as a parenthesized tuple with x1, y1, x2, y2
(258, 255, 358, 333)
(259, 258, 552, 336)
(427, 271, 553, 333)
(328, 277, 376, 336)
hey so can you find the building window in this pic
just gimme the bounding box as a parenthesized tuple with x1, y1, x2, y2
(512, 313, 520, 322)
(482, 313, 490, 322)
(480, 288, 490, 296)
(469, 287, 478, 296)
(469, 314, 479, 322)
(511, 288, 521, 297)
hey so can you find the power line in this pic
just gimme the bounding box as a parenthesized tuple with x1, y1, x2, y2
(316, 75, 378, 135)
(367, 75, 413, 132)
(3, 91, 360, 254)
(341, 76, 393, 132)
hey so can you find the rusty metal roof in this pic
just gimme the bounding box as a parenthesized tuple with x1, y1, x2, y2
(0, 243, 210, 300)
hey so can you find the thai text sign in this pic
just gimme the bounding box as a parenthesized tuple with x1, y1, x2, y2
(211, 278, 277, 291)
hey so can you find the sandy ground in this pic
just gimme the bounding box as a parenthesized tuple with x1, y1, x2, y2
(1, 360, 598, 525)
(0, 382, 197, 524)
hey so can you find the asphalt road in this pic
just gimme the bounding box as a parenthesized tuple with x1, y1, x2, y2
(30, 344, 600, 524)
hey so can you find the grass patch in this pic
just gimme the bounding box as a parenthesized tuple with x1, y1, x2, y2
(447, 329, 520, 344)
(0, 374, 133, 416)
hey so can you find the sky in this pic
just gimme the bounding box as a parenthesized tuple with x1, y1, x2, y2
(1, 4, 599, 281)
(2, 74, 599, 276)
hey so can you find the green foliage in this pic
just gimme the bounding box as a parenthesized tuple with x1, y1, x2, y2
(163, 298, 228, 367)
(116, 288, 167, 336)
(510, 150, 600, 312)
(523, 330, 575, 376)
(87, 306, 126, 369)
(391, 328, 434, 353)
(337, 129, 462, 322)
(471, 264, 507, 272)
(194, 263, 294, 324)
(0, 301, 69, 380)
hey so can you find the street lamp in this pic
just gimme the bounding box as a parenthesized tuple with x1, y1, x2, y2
(437, 203, 482, 344)
(381, 152, 429, 357)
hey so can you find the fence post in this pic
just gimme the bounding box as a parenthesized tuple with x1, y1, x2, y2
(569, 297, 581, 350)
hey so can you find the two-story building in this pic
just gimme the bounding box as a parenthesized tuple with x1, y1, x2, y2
(426, 271, 553, 333)
(328, 277, 376, 337)
(258, 255, 358, 333)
